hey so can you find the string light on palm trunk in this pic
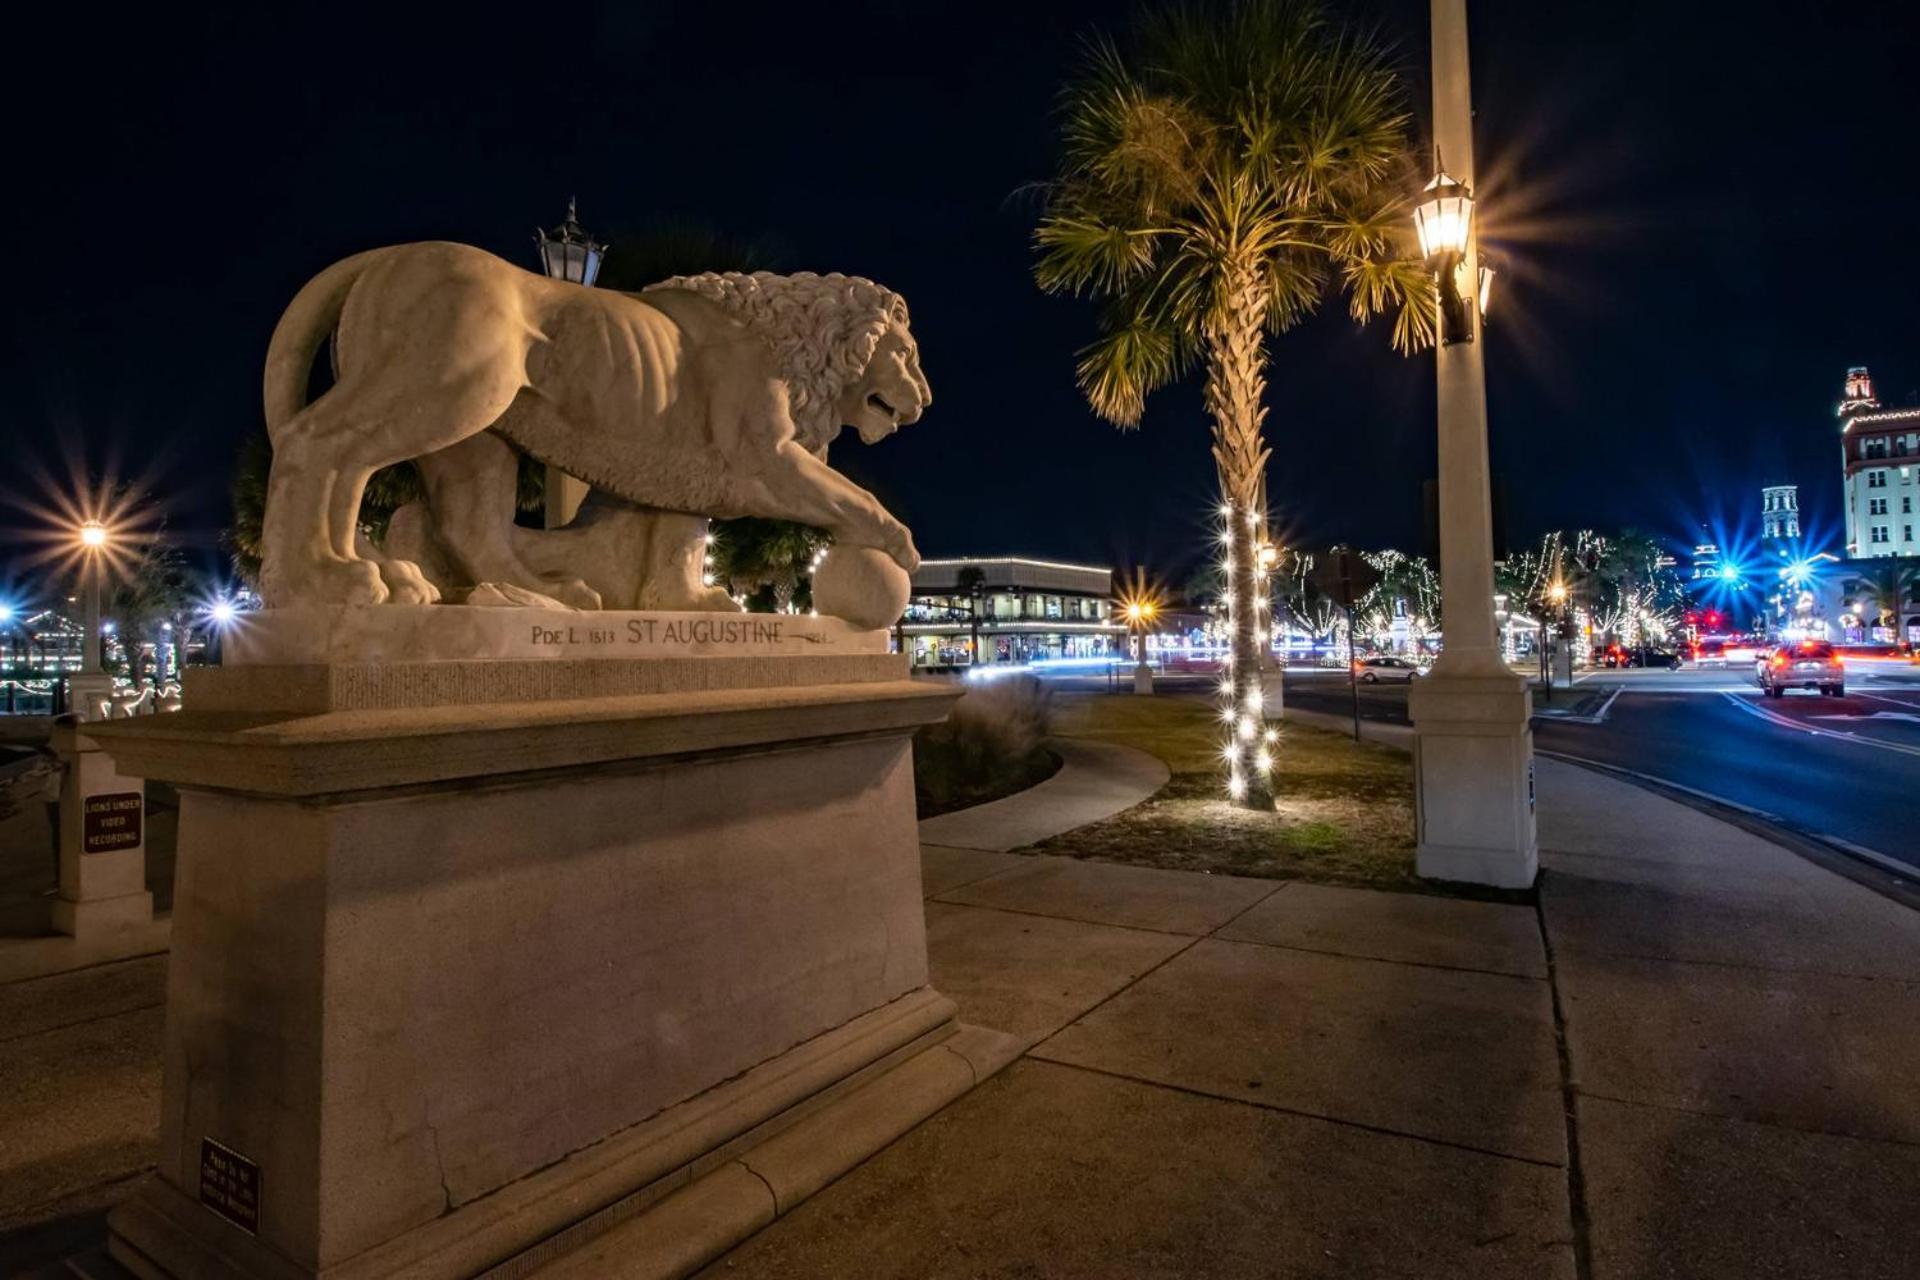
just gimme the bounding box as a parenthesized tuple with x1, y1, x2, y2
(1212, 500, 1283, 802)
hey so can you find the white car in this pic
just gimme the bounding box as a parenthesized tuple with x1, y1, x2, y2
(1354, 656, 1421, 683)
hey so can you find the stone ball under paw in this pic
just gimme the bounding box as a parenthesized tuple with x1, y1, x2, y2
(812, 547, 910, 630)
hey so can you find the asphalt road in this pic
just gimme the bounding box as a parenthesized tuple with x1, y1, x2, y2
(1283, 664, 1920, 873)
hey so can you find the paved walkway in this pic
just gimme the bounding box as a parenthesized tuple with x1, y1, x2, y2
(4, 741, 1916, 1278)
(916, 737, 1169, 852)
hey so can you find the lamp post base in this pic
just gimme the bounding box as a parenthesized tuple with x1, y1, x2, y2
(1409, 668, 1537, 890)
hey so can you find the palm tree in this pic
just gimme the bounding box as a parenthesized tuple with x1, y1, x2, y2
(1033, 0, 1434, 805)
(710, 518, 831, 613)
(955, 565, 988, 662)
(1847, 557, 1919, 640)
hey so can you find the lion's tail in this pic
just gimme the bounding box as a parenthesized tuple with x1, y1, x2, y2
(261, 248, 390, 436)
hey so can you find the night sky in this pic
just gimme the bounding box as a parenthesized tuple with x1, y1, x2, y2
(3, 1, 1916, 589)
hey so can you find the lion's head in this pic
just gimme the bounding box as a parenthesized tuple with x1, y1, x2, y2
(644, 271, 931, 453)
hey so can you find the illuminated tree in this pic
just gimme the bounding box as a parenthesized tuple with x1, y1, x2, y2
(709, 518, 830, 613)
(1033, 0, 1434, 806)
(1356, 549, 1440, 646)
(1846, 559, 1920, 636)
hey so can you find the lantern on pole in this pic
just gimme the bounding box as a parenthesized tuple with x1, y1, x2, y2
(1412, 165, 1477, 345)
(533, 199, 605, 527)
(534, 198, 606, 287)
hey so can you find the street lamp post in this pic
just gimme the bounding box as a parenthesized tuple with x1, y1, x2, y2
(1405, 0, 1538, 889)
(534, 199, 607, 530)
(66, 518, 119, 721)
(79, 520, 107, 675)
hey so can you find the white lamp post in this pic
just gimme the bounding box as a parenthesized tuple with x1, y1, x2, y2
(1405, 0, 1538, 889)
(534, 199, 605, 528)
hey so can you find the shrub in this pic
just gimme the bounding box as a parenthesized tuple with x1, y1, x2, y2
(914, 676, 1056, 816)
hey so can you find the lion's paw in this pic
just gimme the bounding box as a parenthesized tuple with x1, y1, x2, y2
(378, 559, 442, 606)
(306, 557, 389, 607)
(691, 585, 742, 612)
(543, 577, 604, 611)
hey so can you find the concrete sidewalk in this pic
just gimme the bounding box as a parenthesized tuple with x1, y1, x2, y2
(700, 755, 1919, 1279)
(4, 749, 1916, 1278)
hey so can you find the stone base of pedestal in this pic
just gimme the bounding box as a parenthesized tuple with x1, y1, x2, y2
(48, 887, 155, 934)
(86, 622, 1005, 1279)
(1408, 671, 1538, 890)
(109, 996, 1018, 1280)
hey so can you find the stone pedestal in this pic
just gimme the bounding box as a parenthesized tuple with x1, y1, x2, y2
(1132, 660, 1154, 695)
(88, 606, 1019, 1280)
(51, 720, 154, 937)
(1408, 668, 1538, 889)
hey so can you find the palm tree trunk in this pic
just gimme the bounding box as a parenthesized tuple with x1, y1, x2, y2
(1204, 261, 1274, 809)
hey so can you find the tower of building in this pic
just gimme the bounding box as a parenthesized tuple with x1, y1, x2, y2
(1837, 366, 1920, 558)
(1761, 484, 1800, 540)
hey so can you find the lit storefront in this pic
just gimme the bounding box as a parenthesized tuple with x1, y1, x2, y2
(901, 557, 1127, 669)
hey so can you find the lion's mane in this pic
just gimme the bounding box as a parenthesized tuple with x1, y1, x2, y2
(644, 271, 910, 452)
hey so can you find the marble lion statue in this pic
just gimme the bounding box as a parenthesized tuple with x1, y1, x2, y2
(257, 241, 930, 609)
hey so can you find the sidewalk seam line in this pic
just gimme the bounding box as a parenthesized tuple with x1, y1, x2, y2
(921, 858, 1035, 899)
(926, 895, 1244, 941)
(1573, 1089, 1920, 1150)
(1545, 941, 1920, 987)
(1208, 934, 1546, 983)
(1025, 1056, 1564, 1170)
(1024, 882, 1283, 1059)
(0, 1002, 165, 1045)
(925, 896, 1210, 942)
(1536, 897, 1596, 1280)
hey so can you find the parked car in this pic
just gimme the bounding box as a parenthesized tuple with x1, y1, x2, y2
(1354, 656, 1421, 683)
(1756, 640, 1845, 698)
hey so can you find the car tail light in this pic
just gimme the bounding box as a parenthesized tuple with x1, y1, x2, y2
(1770, 655, 1786, 668)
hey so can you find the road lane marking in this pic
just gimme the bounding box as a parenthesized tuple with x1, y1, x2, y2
(1532, 686, 1622, 725)
(1854, 688, 1920, 710)
(1810, 711, 1920, 724)
(1721, 692, 1920, 758)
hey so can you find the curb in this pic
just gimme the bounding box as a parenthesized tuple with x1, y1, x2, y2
(1535, 750, 1920, 910)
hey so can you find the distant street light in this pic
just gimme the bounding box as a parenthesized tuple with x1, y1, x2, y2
(201, 594, 242, 665)
(1115, 569, 1164, 697)
(76, 518, 111, 675)
(535, 199, 607, 530)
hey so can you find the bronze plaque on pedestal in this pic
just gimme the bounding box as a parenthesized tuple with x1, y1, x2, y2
(199, 1138, 261, 1234)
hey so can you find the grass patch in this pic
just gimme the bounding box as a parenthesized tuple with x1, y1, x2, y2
(1035, 691, 1527, 901)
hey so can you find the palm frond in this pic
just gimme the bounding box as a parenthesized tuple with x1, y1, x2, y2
(1073, 306, 1185, 428)
(1035, 0, 1435, 427)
